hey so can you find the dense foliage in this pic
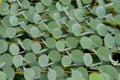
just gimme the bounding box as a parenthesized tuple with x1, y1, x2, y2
(0, 0, 120, 80)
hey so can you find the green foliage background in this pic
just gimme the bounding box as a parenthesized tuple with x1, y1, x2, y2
(0, 0, 120, 80)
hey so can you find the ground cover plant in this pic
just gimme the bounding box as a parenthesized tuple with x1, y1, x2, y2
(0, 0, 120, 80)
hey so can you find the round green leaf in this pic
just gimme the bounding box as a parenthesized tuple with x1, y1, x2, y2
(61, 56, 71, 67)
(83, 54, 93, 66)
(38, 55, 49, 67)
(54, 66, 64, 77)
(33, 13, 41, 24)
(80, 37, 93, 49)
(35, 2, 44, 13)
(104, 34, 115, 48)
(9, 44, 20, 55)
(32, 42, 41, 54)
(41, 0, 52, 6)
(0, 71, 6, 80)
(96, 6, 106, 18)
(89, 73, 104, 80)
(0, 40, 8, 53)
(60, 0, 71, 5)
(48, 50, 61, 62)
(30, 27, 41, 38)
(52, 28, 62, 38)
(97, 24, 108, 36)
(71, 50, 83, 64)
(56, 2, 63, 11)
(72, 23, 82, 36)
(74, 9, 84, 22)
(90, 35, 103, 47)
(0, 54, 13, 68)
(3, 67, 15, 80)
(6, 27, 16, 38)
(72, 70, 85, 80)
(9, 16, 19, 26)
(22, 39, 32, 51)
(47, 69, 57, 80)
(65, 37, 78, 48)
(56, 40, 65, 51)
(21, 0, 30, 9)
(97, 47, 112, 62)
(82, 0, 92, 4)
(46, 38, 56, 49)
(24, 68, 35, 80)
(13, 55, 23, 67)
(31, 66, 41, 79)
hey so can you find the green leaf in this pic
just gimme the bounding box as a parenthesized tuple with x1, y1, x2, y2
(71, 50, 83, 64)
(89, 73, 104, 80)
(61, 56, 71, 67)
(53, 13, 61, 23)
(22, 39, 32, 51)
(80, 37, 93, 49)
(30, 27, 41, 38)
(100, 65, 118, 80)
(104, 34, 115, 48)
(0, 54, 13, 68)
(0, 71, 6, 80)
(60, 0, 71, 5)
(97, 24, 108, 36)
(33, 13, 41, 24)
(21, 0, 30, 9)
(31, 66, 41, 79)
(56, 40, 65, 51)
(96, 6, 106, 18)
(48, 50, 61, 62)
(52, 28, 62, 38)
(97, 47, 112, 62)
(74, 9, 84, 22)
(35, 2, 44, 13)
(41, 0, 52, 6)
(90, 35, 103, 47)
(83, 54, 93, 66)
(65, 37, 78, 48)
(3, 67, 15, 80)
(54, 66, 64, 77)
(72, 69, 85, 80)
(82, 0, 92, 4)
(72, 23, 82, 36)
(24, 68, 35, 80)
(32, 42, 41, 54)
(38, 55, 49, 67)
(13, 55, 23, 67)
(6, 27, 16, 38)
(115, 33, 120, 45)
(9, 16, 19, 26)
(56, 2, 63, 11)
(46, 38, 56, 49)
(9, 44, 20, 55)
(47, 69, 57, 80)
(101, 72, 110, 80)
(0, 40, 8, 53)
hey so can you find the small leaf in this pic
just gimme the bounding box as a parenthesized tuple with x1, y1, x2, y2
(0, 40, 8, 53)
(61, 56, 71, 67)
(97, 24, 108, 36)
(21, 0, 30, 9)
(104, 34, 115, 48)
(32, 42, 41, 54)
(96, 6, 106, 18)
(6, 27, 16, 38)
(30, 27, 41, 38)
(48, 50, 61, 62)
(24, 53, 36, 64)
(0, 71, 6, 80)
(74, 9, 84, 22)
(31, 66, 41, 79)
(89, 73, 104, 80)
(46, 38, 56, 49)
(9, 16, 19, 26)
(13, 55, 23, 67)
(80, 37, 93, 49)
(38, 55, 49, 67)
(52, 28, 62, 38)
(83, 54, 93, 66)
(82, 0, 92, 4)
(24, 68, 35, 80)
(60, 0, 71, 5)
(35, 2, 44, 13)
(56, 2, 63, 11)
(22, 39, 32, 51)
(72, 23, 82, 36)
(47, 69, 57, 80)
(115, 33, 120, 45)
(41, 0, 52, 6)
(9, 44, 20, 55)
(33, 13, 41, 24)
(54, 66, 64, 77)
(56, 40, 65, 51)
